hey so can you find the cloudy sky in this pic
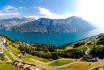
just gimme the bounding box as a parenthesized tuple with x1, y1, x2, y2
(0, 0, 104, 28)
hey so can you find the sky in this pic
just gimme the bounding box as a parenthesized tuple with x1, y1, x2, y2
(0, 0, 104, 28)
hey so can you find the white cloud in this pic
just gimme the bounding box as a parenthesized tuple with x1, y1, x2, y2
(37, 7, 61, 19)
(37, 7, 84, 20)
(75, 0, 104, 28)
(36, 0, 104, 28)
(0, 5, 20, 18)
(57, 0, 104, 28)
(25, 15, 39, 19)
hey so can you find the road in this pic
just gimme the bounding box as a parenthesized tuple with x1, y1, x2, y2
(48, 41, 92, 69)
(2, 45, 22, 61)
(1, 39, 100, 70)
(49, 61, 92, 69)
(5, 55, 12, 62)
(84, 41, 91, 55)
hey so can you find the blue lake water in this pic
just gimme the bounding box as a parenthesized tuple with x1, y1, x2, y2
(0, 29, 104, 46)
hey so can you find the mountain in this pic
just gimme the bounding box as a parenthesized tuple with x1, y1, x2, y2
(10, 16, 95, 33)
(0, 16, 95, 33)
(0, 17, 35, 30)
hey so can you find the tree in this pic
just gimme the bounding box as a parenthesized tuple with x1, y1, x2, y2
(0, 54, 5, 60)
(90, 46, 104, 58)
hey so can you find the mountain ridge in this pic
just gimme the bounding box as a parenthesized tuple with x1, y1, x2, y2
(0, 16, 95, 33)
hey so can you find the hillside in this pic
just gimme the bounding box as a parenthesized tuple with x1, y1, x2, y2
(0, 33, 104, 70)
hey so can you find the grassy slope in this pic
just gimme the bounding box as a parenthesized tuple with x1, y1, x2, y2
(22, 53, 50, 63)
(4, 50, 14, 60)
(7, 45, 50, 63)
(1, 34, 104, 70)
(0, 61, 21, 70)
(49, 59, 74, 66)
(52, 60, 104, 70)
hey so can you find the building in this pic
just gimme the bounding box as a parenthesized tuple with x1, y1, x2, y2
(12, 60, 36, 70)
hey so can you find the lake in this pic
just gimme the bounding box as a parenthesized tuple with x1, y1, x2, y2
(0, 29, 104, 46)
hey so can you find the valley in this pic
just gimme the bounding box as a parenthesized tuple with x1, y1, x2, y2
(0, 0, 103, 70)
(0, 33, 104, 70)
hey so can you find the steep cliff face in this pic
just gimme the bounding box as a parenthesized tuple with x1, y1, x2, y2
(0, 16, 95, 33)
(0, 18, 34, 30)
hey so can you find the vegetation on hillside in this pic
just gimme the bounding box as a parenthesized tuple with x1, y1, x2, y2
(2, 33, 104, 61)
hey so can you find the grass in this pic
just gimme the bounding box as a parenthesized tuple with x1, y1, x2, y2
(56, 62, 91, 70)
(21, 53, 50, 69)
(50, 59, 104, 70)
(22, 53, 50, 63)
(49, 59, 73, 66)
(7, 45, 20, 55)
(7, 43, 50, 63)
(4, 50, 14, 60)
(5, 45, 104, 70)
(1, 35, 104, 70)
(87, 45, 95, 50)
(0, 61, 21, 70)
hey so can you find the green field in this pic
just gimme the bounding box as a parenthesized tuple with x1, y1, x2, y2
(22, 53, 50, 63)
(49, 59, 74, 66)
(0, 61, 21, 70)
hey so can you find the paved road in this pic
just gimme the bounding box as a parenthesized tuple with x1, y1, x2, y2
(85, 41, 91, 55)
(1, 40, 97, 70)
(48, 41, 92, 69)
